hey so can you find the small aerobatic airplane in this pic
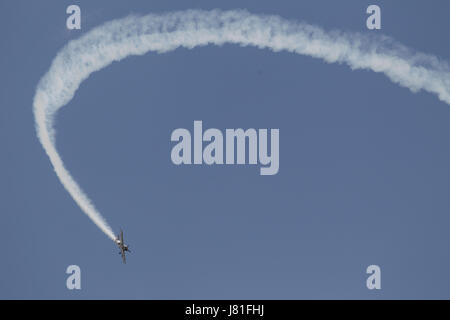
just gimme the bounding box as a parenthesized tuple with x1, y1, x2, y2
(115, 229, 131, 264)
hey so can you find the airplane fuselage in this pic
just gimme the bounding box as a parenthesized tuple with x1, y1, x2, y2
(116, 240, 129, 251)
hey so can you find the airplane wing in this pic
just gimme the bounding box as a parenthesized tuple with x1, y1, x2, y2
(121, 247, 126, 264)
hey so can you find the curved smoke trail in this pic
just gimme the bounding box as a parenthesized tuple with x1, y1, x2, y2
(33, 9, 450, 241)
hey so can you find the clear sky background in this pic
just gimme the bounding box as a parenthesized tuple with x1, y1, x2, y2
(2, 0, 450, 299)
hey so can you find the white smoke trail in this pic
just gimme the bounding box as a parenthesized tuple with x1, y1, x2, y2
(33, 9, 450, 241)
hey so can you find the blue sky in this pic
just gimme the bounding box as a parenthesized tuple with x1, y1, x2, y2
(2, 1, 450, 299)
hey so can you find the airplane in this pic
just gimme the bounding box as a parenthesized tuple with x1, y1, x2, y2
(115, 229, 131, 264)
